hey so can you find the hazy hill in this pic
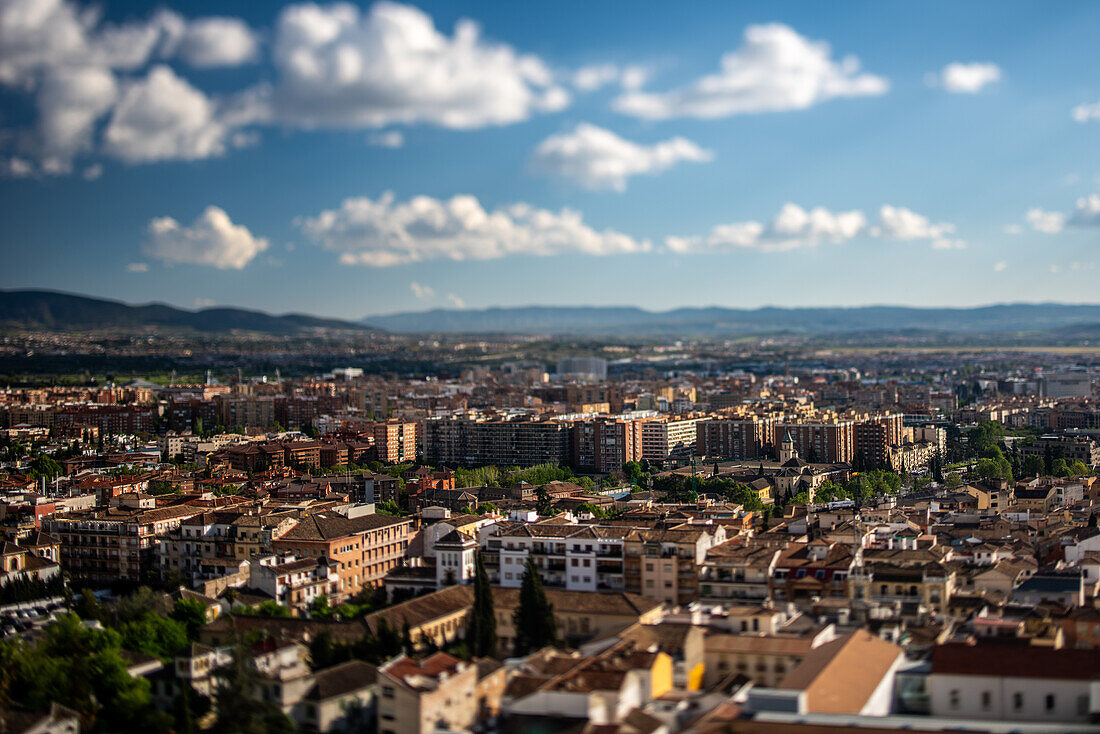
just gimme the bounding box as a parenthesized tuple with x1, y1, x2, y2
(0, 290, 376, 335)
(362, 303, 1100, 335)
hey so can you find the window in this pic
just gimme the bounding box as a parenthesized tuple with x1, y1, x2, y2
(382, 686, 394, 698)
(981, 691, 991, 710)
(1045, 694, 1055, 711)
(1013, 692, 1023, 710)
(949, 690, 959, 709)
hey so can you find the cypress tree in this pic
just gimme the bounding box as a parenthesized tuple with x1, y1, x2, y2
(513, 557, 559, 656)
(466, 551, 497, 658)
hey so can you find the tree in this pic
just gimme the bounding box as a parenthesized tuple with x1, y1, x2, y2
(466, 551, 497, 658)
(1068, 460, 1091, 477)
(170, 598, 209, 640)
(28, 454, 63, 481)
(209, 644, 295, 734)
(969, 420, 1005, 456)
(1051, 458, 1071, 477)
(535, 485, 553, 516)
(375, 618, 402, 658)
(1022, 455, 1046, 478)
(118, 615, 188, 660)
(513, 558, 559, 656)
(945, 472, 963, 489)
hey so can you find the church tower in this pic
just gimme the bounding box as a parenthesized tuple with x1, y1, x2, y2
(779, 431, 797, 463)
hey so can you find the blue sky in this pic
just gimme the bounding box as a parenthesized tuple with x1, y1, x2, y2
(1, 0, 1098, 319)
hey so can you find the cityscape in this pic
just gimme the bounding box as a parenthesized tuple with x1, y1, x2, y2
(2, 2, 1100, 734)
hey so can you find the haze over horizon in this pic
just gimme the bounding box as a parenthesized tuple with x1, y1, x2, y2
(2, 0, 1100, 319)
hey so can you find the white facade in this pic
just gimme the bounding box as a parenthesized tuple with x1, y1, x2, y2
(929, 674, 1098, 723)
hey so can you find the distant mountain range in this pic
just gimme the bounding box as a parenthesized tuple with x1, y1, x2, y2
(4, 290, 1099, 338)
(362, 304, 1100, 336)
(0, 290, 375, 335)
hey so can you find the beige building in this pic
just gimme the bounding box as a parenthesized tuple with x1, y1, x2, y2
(377, 653, 478, 734)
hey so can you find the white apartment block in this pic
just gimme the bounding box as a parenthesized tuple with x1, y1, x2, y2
(640, 417, 701, 460)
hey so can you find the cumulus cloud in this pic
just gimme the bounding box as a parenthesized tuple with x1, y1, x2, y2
(531, 123, 713, 191)
(367, 130, 404, 148)
(1026, 207, 1066, 234)
(298, 191, 650, 267)
(144, 206, 268, 269)
(667, 203, 958, 253)
(102, 65, 260, 163)
(447, 293, 466, 308)
(1072, 101, 1100, 123)
(34, 66, 118, 173)
(613, 24, 886, 120)
(409, 281, 434, 299)
(993, 260, 1007, 272)
(0, 0, 179, 87)
(572, 63, 648, 91)
(0, 0, 264, 171)
(876, 204, 961, 248)
(1070, 194, 1100, 227)
(175, 17, 260, 68)
(126, 262, 148, 272)
(934, 62, 1001, 93)
(270, 1, 569, 130)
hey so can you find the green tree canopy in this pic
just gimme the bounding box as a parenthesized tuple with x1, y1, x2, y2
(513, 558, 559, 656)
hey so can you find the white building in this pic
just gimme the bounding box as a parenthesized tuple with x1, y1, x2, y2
(929, 642, 1100, 723)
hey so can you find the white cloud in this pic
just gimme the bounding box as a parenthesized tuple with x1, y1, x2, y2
(667, 203, 868, 253)
(993, 260, 1007, 272)
(447, 293, 466, 309)
(175, 17, 259, 68)
(367, 130, 404, 148)
(935, 62, 1001, 93)
(531, 123, 713, 191)
(1, 157, 34, 177)
(409, 281, 434, 299)
(1049, 264, 1061, 273)
(194, 298, 216, 308)
(572, 63, 648, 91)
(34, 66, 118, 172)
(145, 206, 268, 269)
(270, 1, 569, 130)
(0, 0, 179, 87)
(1003, 224, 1023, 235)
(667, 202, 959, 253)
(103, 65, 252, 163)
(877, 204, 956, 241)
(0, 1, 265, 171)
(82, 163, 103, 180)
(1026, 207, 1066, 234)
(126, 262, 148, 272)
(1073, 101, 1100, 123)
(613, 24, 886, 120)
(299, 191, 650, 267)
(1070, 194, 1100, 226)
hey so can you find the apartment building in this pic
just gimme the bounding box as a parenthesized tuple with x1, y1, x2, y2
(696, 416, 778, 460)
(623, 525, 727, 605)
(44, 504, 206, 583)
(775, 419, 855, 464)
(488, 522, 632, 592)
(377, 653, 479, 734)
(640, 416, 701, 460)
(571, 416, 643, 472)
(273, 511, 413, 601)
(372, 420, 418, 463)
(422, 412, 570, 467)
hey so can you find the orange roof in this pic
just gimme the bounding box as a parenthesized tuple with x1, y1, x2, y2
(778, 630, 902, 714)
